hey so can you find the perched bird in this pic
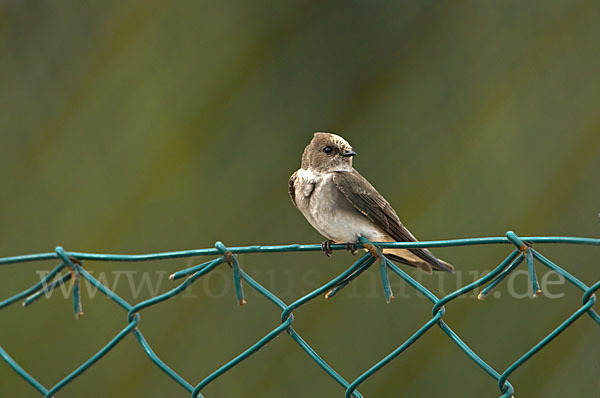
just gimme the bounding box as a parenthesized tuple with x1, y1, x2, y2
(289, 132, 453, 274)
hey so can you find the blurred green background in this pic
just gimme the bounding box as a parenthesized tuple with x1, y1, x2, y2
(1, 1, 599, 397)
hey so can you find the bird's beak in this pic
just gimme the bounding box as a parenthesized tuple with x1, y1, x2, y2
(342, 150, 357, 157)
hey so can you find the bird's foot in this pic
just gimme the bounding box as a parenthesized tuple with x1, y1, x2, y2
(345, 242, 357, 255)
(321, 240, 334, 257)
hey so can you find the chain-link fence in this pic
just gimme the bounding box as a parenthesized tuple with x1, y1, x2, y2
(1, 231, 598, 397)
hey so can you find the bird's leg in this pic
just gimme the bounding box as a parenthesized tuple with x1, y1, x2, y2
(321, 239, 334, 257)
(345, 242, 357, 255)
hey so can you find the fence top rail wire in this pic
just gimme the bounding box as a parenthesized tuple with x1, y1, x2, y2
(2, 236, 599, 265)
(0, 231, 598, 398)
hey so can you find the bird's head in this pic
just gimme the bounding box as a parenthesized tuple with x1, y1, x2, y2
(301, 132, 356, 172)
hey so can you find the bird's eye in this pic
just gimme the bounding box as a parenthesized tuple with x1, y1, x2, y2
(323, 146, 333, 154)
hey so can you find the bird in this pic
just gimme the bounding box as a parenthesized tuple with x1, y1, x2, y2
(288, 132, 453, 274)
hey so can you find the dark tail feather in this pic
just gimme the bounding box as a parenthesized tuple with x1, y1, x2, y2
(384, 253, 454, 274)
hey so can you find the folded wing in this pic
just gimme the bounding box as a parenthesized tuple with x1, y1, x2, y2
(331, 170, 453, 273)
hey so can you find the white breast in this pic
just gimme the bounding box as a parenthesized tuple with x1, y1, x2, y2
(293, 168, 389, 243)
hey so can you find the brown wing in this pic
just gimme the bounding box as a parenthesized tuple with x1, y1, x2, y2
(288, 170, 298, 206)
(332, 170, 449, 270)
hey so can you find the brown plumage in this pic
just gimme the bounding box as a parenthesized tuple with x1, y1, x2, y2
(289, 132, 454, 274)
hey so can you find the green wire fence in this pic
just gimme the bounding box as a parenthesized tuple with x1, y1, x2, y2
(1, 231, 598, 397)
